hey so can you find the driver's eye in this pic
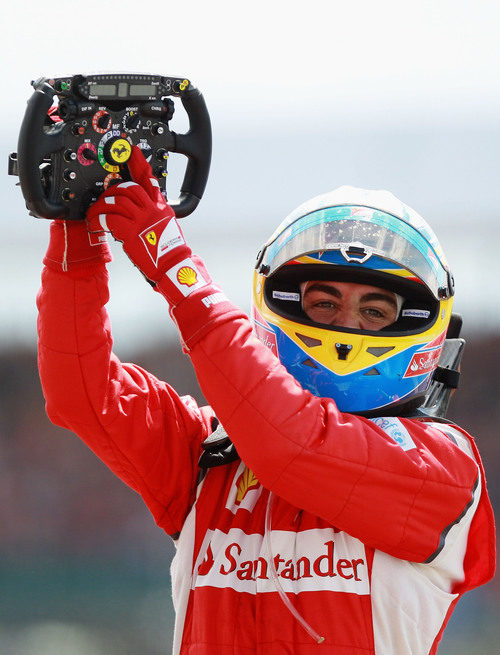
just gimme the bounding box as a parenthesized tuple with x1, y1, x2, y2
(362, 307, 384, 318)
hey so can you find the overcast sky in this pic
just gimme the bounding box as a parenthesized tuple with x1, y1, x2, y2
(2, 1, 499, 349)
(3, 1, 500, 128)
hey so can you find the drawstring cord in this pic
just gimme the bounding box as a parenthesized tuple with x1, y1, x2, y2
(62, 221, 68, 272)
(264, 491, 325, 644)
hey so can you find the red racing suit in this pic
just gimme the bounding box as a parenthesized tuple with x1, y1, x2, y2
(37, 227, 496, 655)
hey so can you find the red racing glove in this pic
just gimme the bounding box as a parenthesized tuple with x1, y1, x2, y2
(86, 146, 245, 350)
(86, 146, 213, 309)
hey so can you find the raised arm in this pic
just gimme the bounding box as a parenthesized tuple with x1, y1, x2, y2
(37, 220, 210, 535)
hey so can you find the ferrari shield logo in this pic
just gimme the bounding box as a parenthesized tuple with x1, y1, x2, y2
(146, 231, 157, 245)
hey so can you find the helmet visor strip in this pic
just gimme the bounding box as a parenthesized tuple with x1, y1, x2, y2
(261, 207, 451, 300)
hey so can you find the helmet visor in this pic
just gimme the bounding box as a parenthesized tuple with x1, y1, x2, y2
(260, 207, 451, 300)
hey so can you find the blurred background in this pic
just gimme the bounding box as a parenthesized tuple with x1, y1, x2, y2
(1, 1, 498, 653)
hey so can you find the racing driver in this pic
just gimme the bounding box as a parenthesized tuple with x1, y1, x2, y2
(37, 147, 496, 654)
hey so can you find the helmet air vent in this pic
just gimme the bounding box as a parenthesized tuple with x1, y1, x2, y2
(302, 358, 319, 369)
(335, 343, 353, 360)
(340, 243, 371, 264)
(296, 333, 322, 348)
(366, 346, 395, 357)
(364, 368, 380, 376)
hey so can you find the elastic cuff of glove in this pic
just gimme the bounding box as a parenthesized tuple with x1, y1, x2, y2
(170, 292, 247, 351)
(152, 253, 245, 349)
(43, 220, 112, 273)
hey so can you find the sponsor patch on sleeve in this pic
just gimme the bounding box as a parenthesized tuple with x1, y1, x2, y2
(370, 416, 417, 451)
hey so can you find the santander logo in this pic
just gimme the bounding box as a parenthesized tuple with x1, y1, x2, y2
(404, 331, 447, 378)
(197, 544, 215, 576)
(252, 307, 278, 356)
(214, 539, 364, 582)
(193, 528, 369, 596)
(405, 349, 442, 377)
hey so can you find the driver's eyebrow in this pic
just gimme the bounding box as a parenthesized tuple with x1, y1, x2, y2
(360, 292, 397, 309)
(303, 283, 341, 298)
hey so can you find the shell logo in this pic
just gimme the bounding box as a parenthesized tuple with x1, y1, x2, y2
(235, 468, 260, 505)
(177, 266, 198, 287)
(146, 231, 157, 245)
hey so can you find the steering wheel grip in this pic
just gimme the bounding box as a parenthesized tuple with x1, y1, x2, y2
(17, 83, 66, 218)
(170, 86, 212, 218)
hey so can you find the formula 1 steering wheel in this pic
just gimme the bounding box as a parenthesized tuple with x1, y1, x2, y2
(9, 73, 212, 219)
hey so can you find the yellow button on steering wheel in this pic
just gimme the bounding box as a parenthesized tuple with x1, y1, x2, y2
(109, 138, 132, 165)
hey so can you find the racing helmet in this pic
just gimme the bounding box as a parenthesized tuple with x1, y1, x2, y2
(252, 186, 455, 416)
